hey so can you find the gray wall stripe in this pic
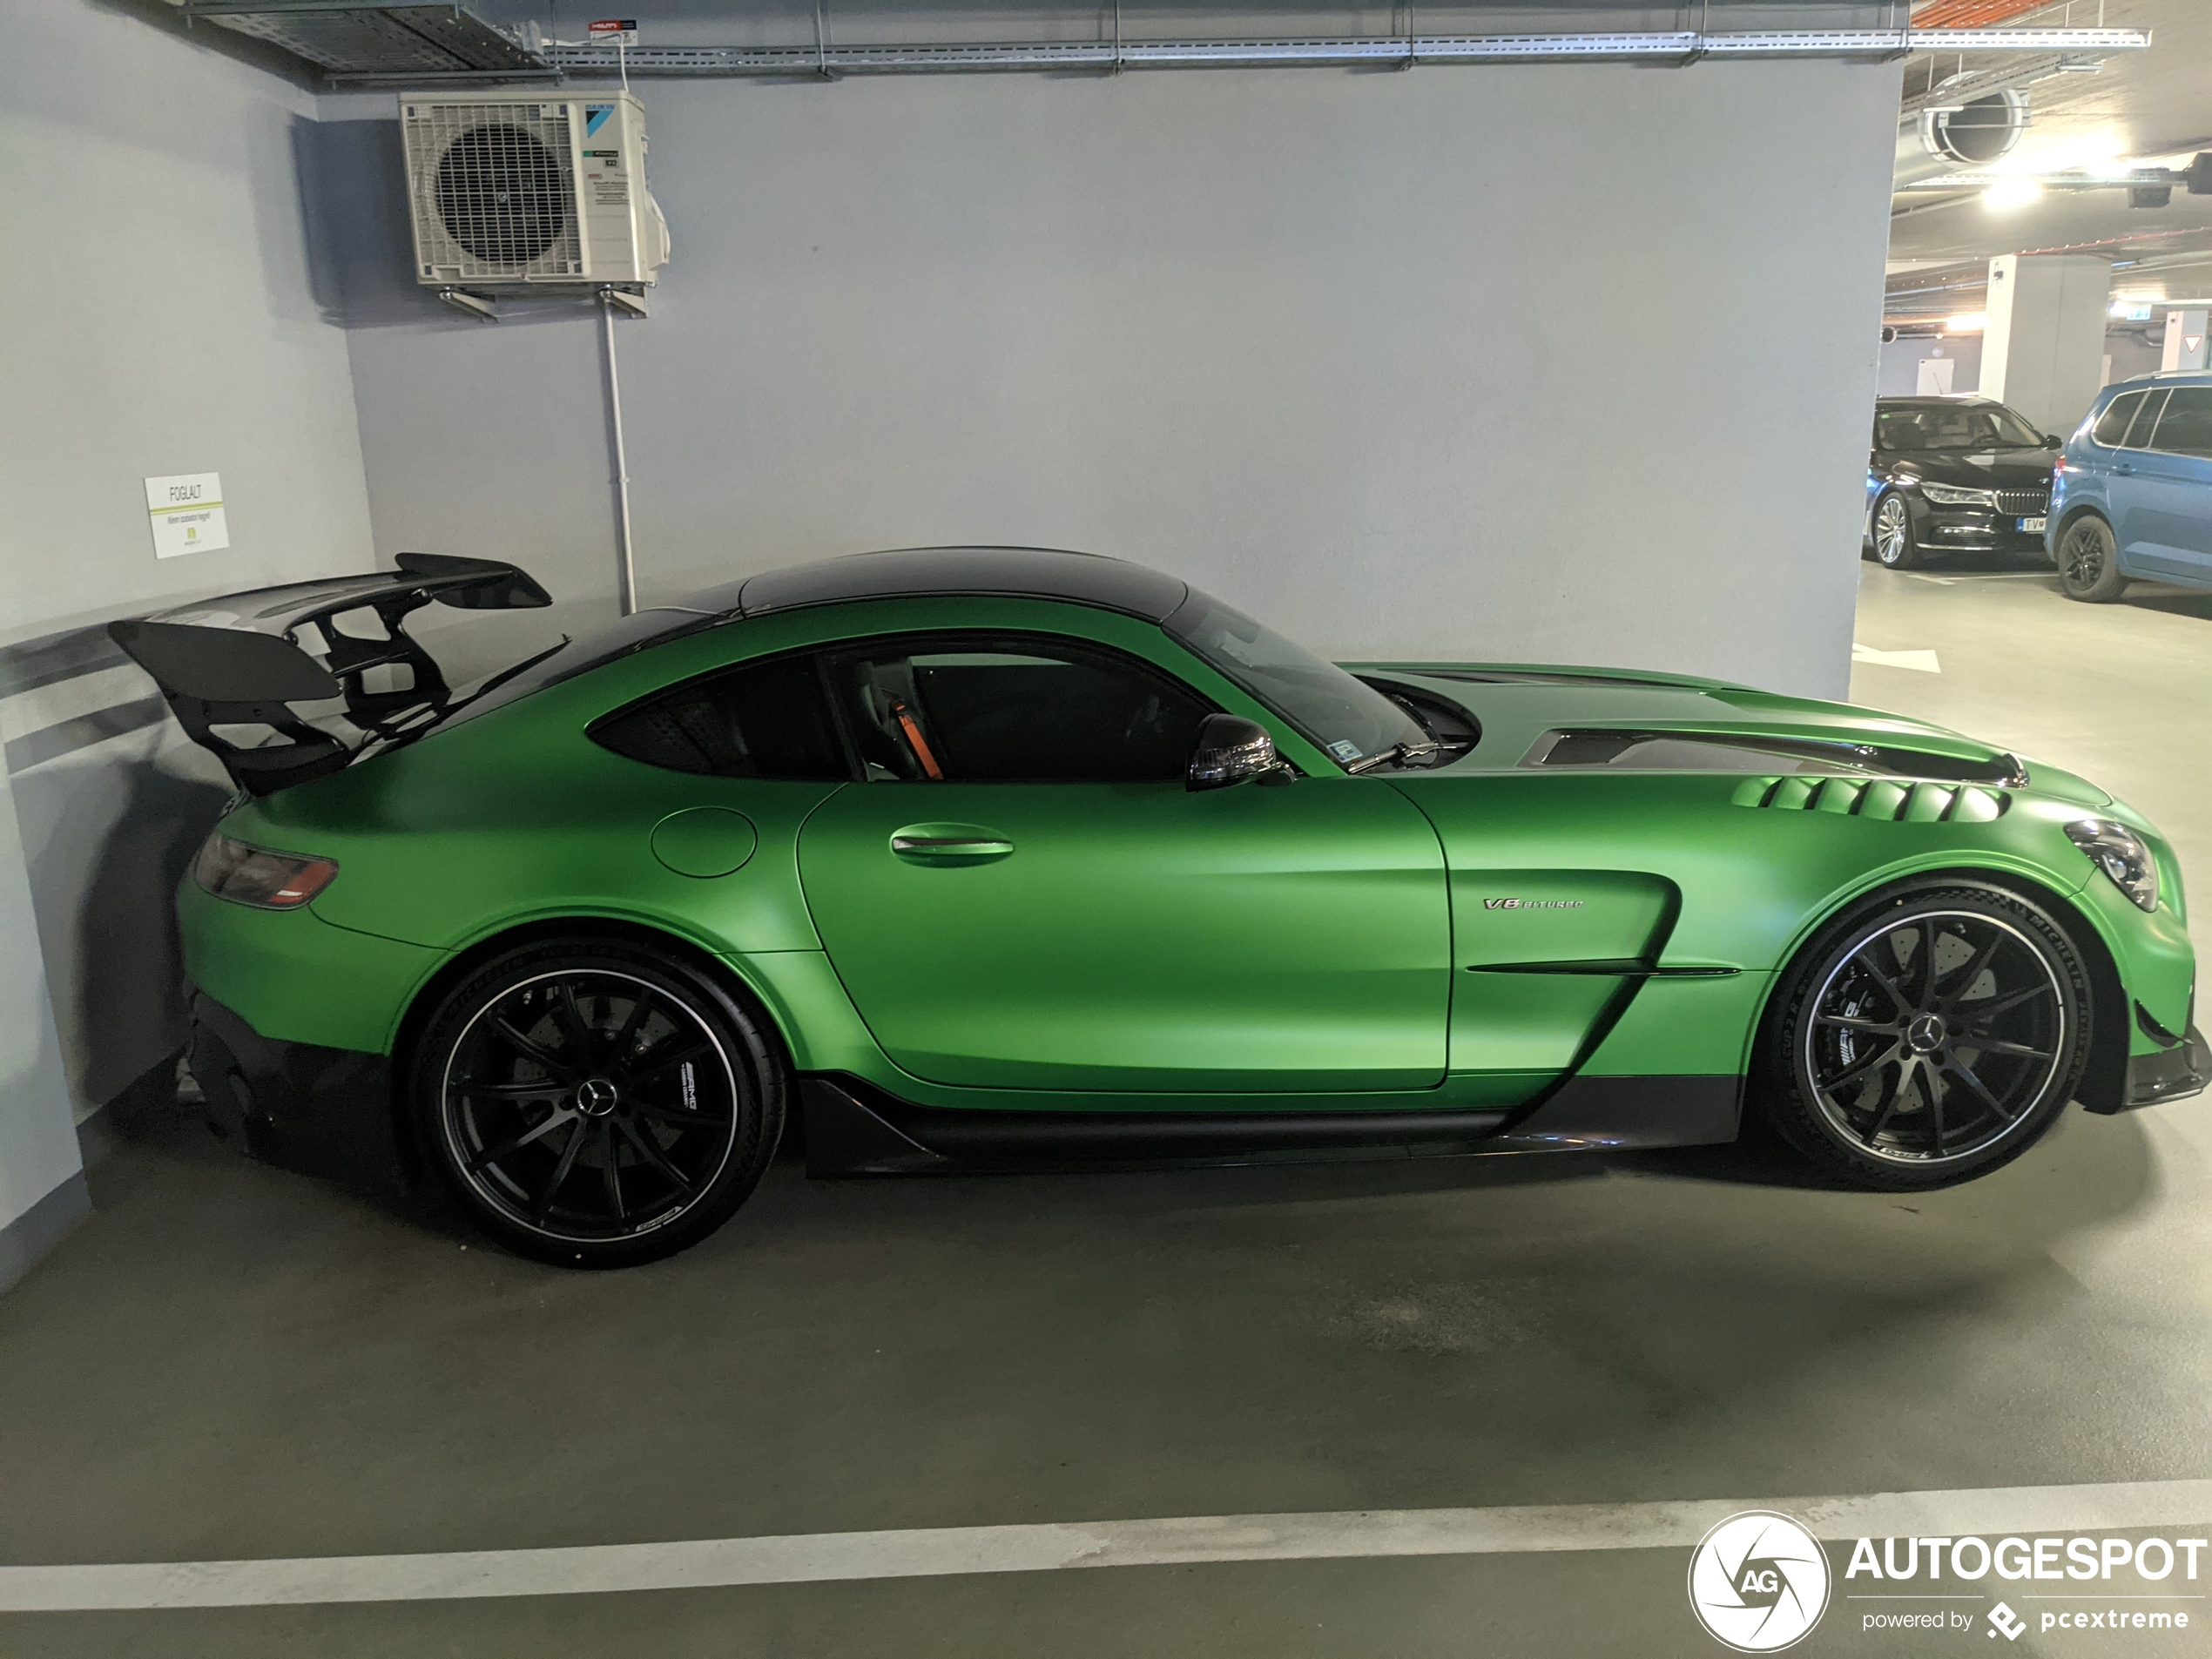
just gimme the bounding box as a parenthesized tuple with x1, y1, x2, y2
(3, 697, 169, 775)
(0, 627, 127, 700)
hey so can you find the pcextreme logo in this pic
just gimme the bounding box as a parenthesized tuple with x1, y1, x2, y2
(1687, 1511, 1832, 1652)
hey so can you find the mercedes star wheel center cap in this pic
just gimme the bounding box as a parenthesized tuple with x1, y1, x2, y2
(1907, 1014, 1946, 1054)
(576, 1077, 621, 1116)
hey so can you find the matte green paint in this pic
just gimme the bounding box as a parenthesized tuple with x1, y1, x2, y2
(1448, 870, 1673, 1075)
(179, 881, 440, 1055)
(799, 776, 1447, 1092)
(651, 808, 759, 879)
(187, 593, 2197, 1119)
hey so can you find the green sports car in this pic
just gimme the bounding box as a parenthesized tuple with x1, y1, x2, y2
(114, 547, 2206, 1267)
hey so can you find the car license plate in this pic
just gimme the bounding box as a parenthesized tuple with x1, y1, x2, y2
(2020, 516, 2047, 534)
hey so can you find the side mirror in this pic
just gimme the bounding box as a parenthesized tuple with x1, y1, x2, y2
(1188, 714, 1283, 792)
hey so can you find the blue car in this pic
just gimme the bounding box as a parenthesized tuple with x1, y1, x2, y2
(2049, 372, 2212, 601)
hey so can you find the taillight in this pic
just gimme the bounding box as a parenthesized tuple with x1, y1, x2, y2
(192, 834, 340, 910)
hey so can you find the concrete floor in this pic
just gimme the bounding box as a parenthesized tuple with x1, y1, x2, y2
(4, 557, 2212, 1656)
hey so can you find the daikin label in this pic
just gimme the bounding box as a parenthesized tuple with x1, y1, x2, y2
(144, 473, 228, 559)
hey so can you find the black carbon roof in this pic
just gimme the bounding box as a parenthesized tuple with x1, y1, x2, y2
(684, 547, 1190, 624)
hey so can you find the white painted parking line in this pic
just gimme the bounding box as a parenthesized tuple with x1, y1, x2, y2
(1851, 643, 1942, 673)
(3, 1480, 2209, 1611)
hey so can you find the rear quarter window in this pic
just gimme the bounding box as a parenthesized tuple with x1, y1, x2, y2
(2091, 391, 2144, 448)
(2121, 389, 2169, 448)
(591, 652, 851, 779)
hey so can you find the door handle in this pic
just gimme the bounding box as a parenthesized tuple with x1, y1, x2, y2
(890, 826, 1014, 863)
(2114, 462, 2135, 475)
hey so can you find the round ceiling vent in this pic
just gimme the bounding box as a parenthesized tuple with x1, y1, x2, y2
(1920, 83, 2028, 168)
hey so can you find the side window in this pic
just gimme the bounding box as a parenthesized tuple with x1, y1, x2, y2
(591, 652, 850, 779)
(2121, 389, 2168, 449)
(824, 634, 1213, 784)
(2091, 391, 2144, 448)
(2148, 388, 2212, 458)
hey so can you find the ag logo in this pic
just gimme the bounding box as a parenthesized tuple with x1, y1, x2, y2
(1687, 1510, 1831, 1651)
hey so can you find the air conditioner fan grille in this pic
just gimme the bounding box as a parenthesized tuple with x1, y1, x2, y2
(404, 101, 583, 280)
(436, 122, 570, 266)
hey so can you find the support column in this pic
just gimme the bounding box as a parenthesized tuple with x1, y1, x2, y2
(1980, 254, 2114, 435)
(2161, 308, 2209, 372)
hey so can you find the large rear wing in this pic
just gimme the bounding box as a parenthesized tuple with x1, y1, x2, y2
(110, 553, 553, 797)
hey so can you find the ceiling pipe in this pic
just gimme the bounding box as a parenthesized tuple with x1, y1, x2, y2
(538, 28, 2148, 77)
(317, 24, 2151, 84)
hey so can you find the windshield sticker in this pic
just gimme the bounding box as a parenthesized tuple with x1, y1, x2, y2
(1328, 739, 1364, 761)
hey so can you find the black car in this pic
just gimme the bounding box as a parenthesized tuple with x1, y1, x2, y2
(1864, 396, 2063, 570)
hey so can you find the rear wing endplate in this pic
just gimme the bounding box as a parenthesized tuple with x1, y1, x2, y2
(111, 553, 552, 796)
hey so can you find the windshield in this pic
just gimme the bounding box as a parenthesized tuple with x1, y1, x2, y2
(1876, 403, 2046, 452)
(1164, 590, 1428, 769)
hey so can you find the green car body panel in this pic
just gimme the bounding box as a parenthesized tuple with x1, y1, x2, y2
(172, 577, 2196, 1150)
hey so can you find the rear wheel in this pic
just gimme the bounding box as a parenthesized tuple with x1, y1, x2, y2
(1871, 494, 1923, 570)
(410, 938, 785, 1267)
(1755, 882, 2093, 1190)
(2057, 514, 2128, 602)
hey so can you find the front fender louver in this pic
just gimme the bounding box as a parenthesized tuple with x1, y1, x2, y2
(1731, 775, 2009, 823)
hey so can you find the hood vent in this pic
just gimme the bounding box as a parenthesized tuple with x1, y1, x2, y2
(1733, 775, 2008, 823)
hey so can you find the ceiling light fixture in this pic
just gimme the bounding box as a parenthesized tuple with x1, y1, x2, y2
(1983, 179, 2044, 210)
(1946, 313, 1989, 334)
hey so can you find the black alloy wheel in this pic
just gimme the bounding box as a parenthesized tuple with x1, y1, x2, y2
(1757, 884, 2091, 1190)
(2056, 515, 2128, 603)
(1871, 494, 1922, 570)
(412, 939, 785, 1267)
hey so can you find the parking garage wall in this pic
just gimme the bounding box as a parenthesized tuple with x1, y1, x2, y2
(326, 57, 1900, 699)
(0, 763, 83, 1296)
(0, 2, 380, 1194)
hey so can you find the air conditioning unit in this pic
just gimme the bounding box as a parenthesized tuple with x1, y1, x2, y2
(400, 91, 670, 292)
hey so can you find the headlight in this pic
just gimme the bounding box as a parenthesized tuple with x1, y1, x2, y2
(1918, 481, 2000, 508)
(2067, 819, 2159, 913)
(192, 833, 340, 910)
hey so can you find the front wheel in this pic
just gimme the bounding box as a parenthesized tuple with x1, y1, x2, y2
(1870, 493, 1923, 570)
(410, 938, 786, 1267)
(1754, 883, 2094, 1190)
(2056, 514, 2128, 602)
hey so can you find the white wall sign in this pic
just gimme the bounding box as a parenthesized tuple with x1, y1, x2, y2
(144, 472, 228, 558)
